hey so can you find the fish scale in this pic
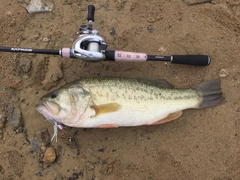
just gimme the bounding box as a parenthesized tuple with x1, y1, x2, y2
(86, 82, 199, 102)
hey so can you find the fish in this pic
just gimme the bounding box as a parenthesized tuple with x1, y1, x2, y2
(35, 77, 224, 140)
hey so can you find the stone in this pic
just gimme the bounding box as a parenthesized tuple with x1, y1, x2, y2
(26, 0, 55, 14)
(0, 113, 7, 129)
(5, 74, 23, 90)
(86, 161, 95, 171)
(218, 68, 229, 78)
(8, 103, 24, 133)
(42, 147, 57, 163)
(20, 58, 32, 73)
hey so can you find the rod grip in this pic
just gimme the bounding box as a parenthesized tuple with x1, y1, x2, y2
(171, 55, 211, 66)
(87, 5, 95, 21)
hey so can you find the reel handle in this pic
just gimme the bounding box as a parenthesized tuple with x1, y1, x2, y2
(87, 5, 95, 21)
(105, 51, 211, 66)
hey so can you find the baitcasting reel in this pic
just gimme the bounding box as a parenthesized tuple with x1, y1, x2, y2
(72, 5, 107, 61)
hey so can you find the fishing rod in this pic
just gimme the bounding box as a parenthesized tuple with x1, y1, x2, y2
(0, 5, 210, 66)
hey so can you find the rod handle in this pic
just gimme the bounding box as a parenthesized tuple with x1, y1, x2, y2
(87, 5, 95, 21)
(171, 55, 211, 66)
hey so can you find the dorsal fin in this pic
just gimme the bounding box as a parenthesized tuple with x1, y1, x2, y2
(154, 79, 174, 88)
(141, 78, 174, 88)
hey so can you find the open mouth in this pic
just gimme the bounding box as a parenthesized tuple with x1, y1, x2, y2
(35, 104, 64, 130)
(36, 104, 64, 142)
(36, 104, 54, 120)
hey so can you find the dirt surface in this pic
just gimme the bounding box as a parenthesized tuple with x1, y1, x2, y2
(0, 0, 240, 179)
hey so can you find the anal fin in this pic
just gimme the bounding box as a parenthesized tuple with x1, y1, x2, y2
(151, 111, 182, 125)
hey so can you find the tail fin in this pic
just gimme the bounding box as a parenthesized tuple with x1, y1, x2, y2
(192, 79, 225, 109)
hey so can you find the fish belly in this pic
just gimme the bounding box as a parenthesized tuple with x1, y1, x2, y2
(72, 98, 199, 128)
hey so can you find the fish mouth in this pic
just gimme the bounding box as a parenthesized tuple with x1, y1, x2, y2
(36, 101, 60, 120)
(36, 104, 54, 120)
(36, 104, 64, 130)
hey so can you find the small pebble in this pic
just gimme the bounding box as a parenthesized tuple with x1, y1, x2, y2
(33, 34, 40, 39)
(43, 147, 57, 163)
(17, 0, 26, 4)
(218, 68, 228, 78)
(43, 37, 51, 42)
(62, 0, 72, 5)
(86, 161, 95, 171)
(158, 46, 167, 54)
(147, 25, 153, 33)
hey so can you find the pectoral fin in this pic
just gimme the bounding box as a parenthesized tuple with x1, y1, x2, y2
(91, 103, 121, 117)
(151, 111, 182, 125)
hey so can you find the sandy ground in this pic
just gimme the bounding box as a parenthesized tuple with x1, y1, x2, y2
(0, 0, 240, 179)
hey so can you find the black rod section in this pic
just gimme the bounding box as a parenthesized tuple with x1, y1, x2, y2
(0, 47, 60, 55)
(147, 54, 210, 66)
(105, 50, 115, 61)
(171, 55, 210, 66)
(147, 55, 171, 61)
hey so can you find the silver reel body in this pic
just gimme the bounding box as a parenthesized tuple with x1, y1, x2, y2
(72, 25, 107, 62)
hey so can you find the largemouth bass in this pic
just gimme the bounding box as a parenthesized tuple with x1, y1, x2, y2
(36, 77, 224, 136)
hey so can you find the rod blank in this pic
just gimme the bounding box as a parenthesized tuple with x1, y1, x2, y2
(0, 47, 60, 55)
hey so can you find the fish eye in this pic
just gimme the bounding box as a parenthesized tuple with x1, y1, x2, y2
(50, 92, 58, 99)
